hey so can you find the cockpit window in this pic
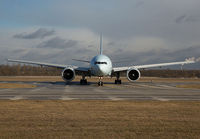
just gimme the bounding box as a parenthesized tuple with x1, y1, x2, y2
(95, 61, 107, 64)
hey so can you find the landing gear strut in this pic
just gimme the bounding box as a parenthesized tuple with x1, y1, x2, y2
(98, 76, 103, 86)
(80, 75, 87, 85)
(115, 72, 122, 84)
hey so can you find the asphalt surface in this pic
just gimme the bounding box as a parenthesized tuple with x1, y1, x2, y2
(0, 80, 200, 100)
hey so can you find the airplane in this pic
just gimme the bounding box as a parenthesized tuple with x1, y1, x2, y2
(8, 35, 196, 86)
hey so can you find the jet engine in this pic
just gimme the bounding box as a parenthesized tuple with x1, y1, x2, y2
(127, 68, 140, 81)
(62, 68, 75, 82)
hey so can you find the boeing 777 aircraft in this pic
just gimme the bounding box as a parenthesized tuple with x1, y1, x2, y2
(8, 35, 195, 86)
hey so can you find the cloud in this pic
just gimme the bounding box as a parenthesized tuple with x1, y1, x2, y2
(135, 1, 144, 8)
(37, 37, 78, 49)
(1, 0, 200, 69)
(13, 28, 55, 39)
(110, 45, 200, 69)
(2, 0, 200, 48)
(175, 14, 200, 24)
(185, 15, 200, 23)
(175, 14, 187, 23)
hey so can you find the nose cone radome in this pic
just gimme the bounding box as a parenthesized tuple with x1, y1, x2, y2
(97, 65, 109, 76)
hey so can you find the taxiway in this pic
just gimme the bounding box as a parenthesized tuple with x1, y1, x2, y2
(0, 80, 200, 100)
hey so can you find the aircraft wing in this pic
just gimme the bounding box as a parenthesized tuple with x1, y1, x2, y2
(113, 58, 195, 72)
(7, 59, 90, 73)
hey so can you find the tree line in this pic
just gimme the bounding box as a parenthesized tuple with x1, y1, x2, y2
(0, 65, 61, 76)
(0, 65, 200, 78)
(141, 69, 200, 78)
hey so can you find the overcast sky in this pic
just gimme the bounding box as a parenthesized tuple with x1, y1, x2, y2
(0, 0, 200, 67)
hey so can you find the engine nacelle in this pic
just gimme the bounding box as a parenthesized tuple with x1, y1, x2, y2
(62, 68, 75, 82)
(127, 68, 140, 82)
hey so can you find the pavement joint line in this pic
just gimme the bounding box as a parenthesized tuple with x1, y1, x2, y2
(138, 84, 164, 89)
(10, 96, 23, 100)
(108, 96, 123, 100)
(124, 84, 141, 88)
(156, 84, 176, 89)
(152, 96, 169, 101)
(93, 88, 107, 92)
(104, 84, 125, 89)
(60, 96, 75, 100)
(30, 88, 42, 92)
(0, 89, 11, 92)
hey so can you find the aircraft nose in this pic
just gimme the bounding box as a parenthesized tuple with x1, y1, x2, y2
(97, 65, 105, 75)
(97, 64, 102, 70)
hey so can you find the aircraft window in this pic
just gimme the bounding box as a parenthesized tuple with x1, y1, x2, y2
(95, 62, 107, 64)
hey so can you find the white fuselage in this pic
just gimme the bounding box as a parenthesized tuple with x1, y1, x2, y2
(90, 55, 112, 76)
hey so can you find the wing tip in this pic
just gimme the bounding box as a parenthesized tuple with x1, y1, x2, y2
(185, 57, 196, 63)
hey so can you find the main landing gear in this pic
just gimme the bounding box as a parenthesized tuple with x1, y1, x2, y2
(80, 75, 87, 85)
(98, 76, 103, 86)
(115, 72, 122, 84)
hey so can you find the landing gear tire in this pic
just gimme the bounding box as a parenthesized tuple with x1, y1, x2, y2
(80, 79, 87, 85)
(98, 81, 103, 86)
(115, 72, 121, 84)
(115, 80, 121, 84)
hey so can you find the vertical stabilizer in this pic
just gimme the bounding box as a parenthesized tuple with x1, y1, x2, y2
(100, 33, 103, 55)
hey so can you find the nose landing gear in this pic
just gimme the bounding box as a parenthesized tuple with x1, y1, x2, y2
(98, 76, 103, 86)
